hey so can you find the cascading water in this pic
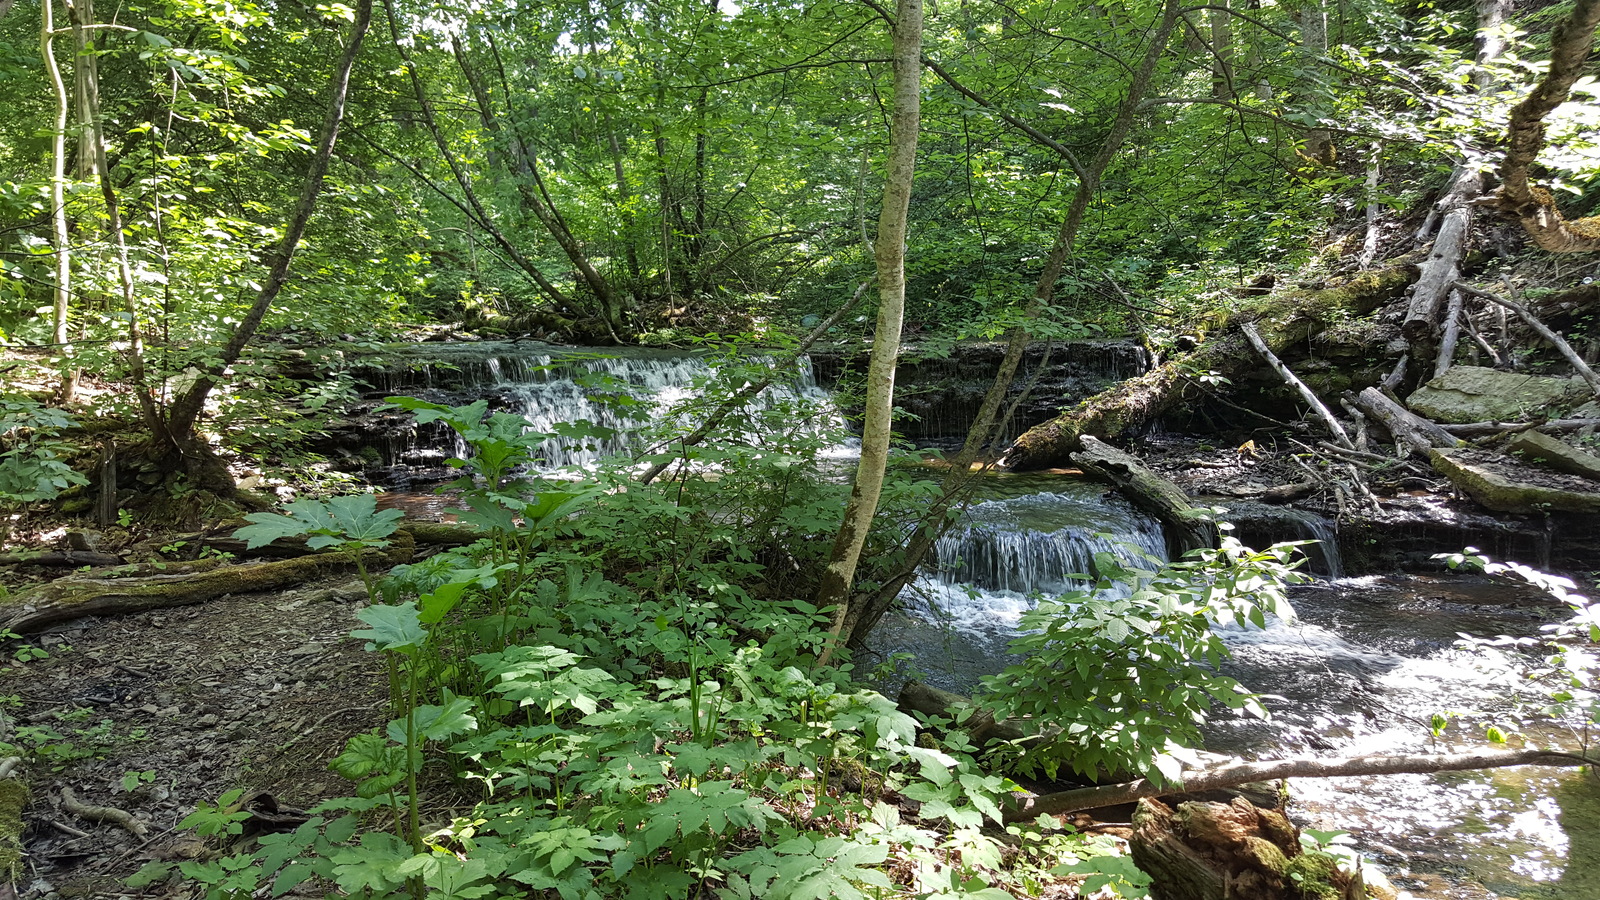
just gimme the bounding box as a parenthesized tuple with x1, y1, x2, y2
(363, 344, 852, 473)
(356, 340, 1593, 897)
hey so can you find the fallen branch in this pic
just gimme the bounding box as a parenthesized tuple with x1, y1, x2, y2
(1072, 436, 1215, 557)
(1437, 418, 1600, 437)
(1435, 288, 1465, 379)
(0, 550, 125, 568)
(0, 543, 408, 634)
(1350, 387, 1461, 456)
(1006, 748, 1600, 822)
(1240, 322, 1353, 448)
(1454, 281, 1600, 395)
(61, 786, 148, 837)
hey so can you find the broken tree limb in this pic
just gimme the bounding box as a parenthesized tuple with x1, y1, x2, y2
(1437, 418, 1600, 437)
(61, 786, 147, 837)
(1486, 0, 1600, 252)
(1453, 281, 1600, 395)
(1071, 436, 1215, 557)
(897, 681, 1025, 745)
(0, 545, 406, 634)
(1240, 321, 1353, 448)
(1435, 288, 1465, 380)
(1006, 748, 1600, 822)
(1003, 263, 1417, 469)
(1351, 387, 1462, 456)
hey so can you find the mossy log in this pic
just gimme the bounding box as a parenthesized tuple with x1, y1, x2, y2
(0, 779, 25, 881)
(1071, 436, 1215, 557)
(0, 539, 410, 633)
(1130, 797, 1379, 900)
(1002, 264, 1417, 470)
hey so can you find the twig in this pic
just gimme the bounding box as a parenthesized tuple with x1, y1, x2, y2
(44, 819, 90, 839)
(61, 786, 148, 837)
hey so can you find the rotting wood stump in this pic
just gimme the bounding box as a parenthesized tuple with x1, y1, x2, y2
(1131, 797, 1391, 900)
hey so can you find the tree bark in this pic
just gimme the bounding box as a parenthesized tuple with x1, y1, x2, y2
(814, 0, 923, 667)
(1487, 0, 1600, 253)
(1007, 748, 1599, 822)
(1003, 264, 1416, 470)
(1350, 387, 1461, 456)
(0, 547, 408, 634)
(1072, 436, 1215, 558)
(1402, 0, 1511, 350)
(41, 0, 75, 403)
(164, 0, 374, 446)
(838, 0, 1182, 648)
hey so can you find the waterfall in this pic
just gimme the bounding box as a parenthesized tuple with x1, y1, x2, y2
(902, 485, 1169, 636)
(364, 345, 852, 472)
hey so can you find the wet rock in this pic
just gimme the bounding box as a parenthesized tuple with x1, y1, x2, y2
(1407, 366, 1588, 424)
(1508, 430, 1600, 482)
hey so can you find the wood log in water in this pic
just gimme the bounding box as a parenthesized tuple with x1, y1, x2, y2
(1070, 436, 1215, 557)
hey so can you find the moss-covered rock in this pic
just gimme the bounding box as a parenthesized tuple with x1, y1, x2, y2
(1407, 366, 1589, 424)
(1430, 448, 1600, 514)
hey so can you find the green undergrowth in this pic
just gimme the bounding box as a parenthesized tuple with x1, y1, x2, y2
(132, 361, 1309, 900)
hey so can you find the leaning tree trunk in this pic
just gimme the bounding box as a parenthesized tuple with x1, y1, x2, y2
(154, 0, 371, 492)
(1485, 0, 1600, 252)
(1002, 263, 1416, 470)
(1072, 436, 1215, 557)
(813, 0, 922, 667)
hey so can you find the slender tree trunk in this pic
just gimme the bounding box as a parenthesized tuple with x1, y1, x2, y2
(63, 0, 165, 441)
(1403, 0, 1511, 357)
(840, 0, 1182, 648)
(814, 0, 923, 667)
(163, 0, 373, 449)
(41, 0, 76, 403)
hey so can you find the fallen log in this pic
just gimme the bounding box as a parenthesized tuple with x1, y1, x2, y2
(1071, 436, 1215, 557)
(1003, 263, 1416, 470)
(1005, 747, 1599, 823)
(1350, 387, 1461, 456)
(186, 521, 480, 558)
(0, 550, 125, 568)
(898, 680, 1026, 745)
(0, 540, 410, 633)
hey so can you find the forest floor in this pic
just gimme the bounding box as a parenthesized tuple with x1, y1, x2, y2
(1, 570, 386, 900)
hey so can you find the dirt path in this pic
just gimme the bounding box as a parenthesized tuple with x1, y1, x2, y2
(3, 577, 387, 899)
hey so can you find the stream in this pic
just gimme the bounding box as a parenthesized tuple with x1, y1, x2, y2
(357, 343, 1599, 900)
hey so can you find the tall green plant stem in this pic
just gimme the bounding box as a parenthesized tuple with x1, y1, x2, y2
(814, 0, 923, 667)
(161, 0, 374, 452)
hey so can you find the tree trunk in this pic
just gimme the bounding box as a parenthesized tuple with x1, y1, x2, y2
(41, 0, 75, 403)
(1072, 436, 1215, 558)
(839, 0, 1182, 649)
(814, 0, 923, 667)
(1349, 387, 1461, 456)
(1486, 0, 1600, 252)
(163, 0, 374, 453)
(1131, 797, 1370, 900)
(1003, 264, 1416, 470)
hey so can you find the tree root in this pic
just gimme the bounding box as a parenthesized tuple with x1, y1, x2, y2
(61, 786, 147, 837)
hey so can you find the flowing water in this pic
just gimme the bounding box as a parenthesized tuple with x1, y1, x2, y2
(363, 344, 1598, 899)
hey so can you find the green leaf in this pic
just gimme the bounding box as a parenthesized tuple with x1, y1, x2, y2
(352, 602, 426, 653)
